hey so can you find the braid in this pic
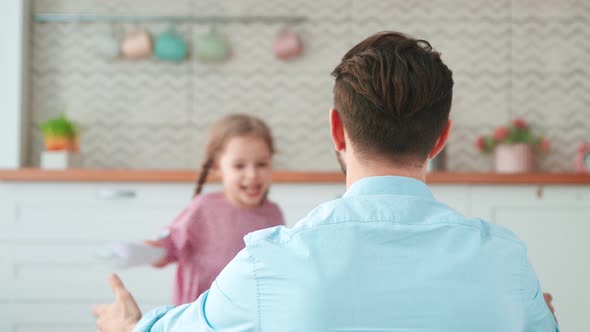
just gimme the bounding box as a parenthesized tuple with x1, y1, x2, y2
(193, 159, 213, 197)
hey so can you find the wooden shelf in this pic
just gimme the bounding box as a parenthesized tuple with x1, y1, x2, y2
(0, 168, 344, 183)
(426, 172, 590, 185)
(1, 168, 590, 185)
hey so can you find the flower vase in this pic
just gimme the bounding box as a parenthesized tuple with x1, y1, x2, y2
(494, 143, 533, 173)
(40, 150, 81, 169)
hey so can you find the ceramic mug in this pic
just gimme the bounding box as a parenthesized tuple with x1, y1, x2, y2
(154, 28, 187, 62)
(194, 27, 230, 62)
(121, 28, 153, 59)
(95, 34, 120, 59)
(272, 28, 303, 60)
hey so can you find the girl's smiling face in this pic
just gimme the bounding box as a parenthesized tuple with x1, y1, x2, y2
(216, 134, 273, 208)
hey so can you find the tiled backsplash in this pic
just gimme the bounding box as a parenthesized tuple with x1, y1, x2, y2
(29, 0, 590, 171)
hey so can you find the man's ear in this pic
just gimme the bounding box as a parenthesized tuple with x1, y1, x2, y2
(330, 109, 346, 152)
(429, 120, 452, 159)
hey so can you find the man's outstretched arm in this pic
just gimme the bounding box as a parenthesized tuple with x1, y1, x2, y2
(521, 251, 559, 332)
(94, 248, 258, 332)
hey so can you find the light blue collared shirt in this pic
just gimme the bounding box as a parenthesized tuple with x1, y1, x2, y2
(135, 176, 558, 332)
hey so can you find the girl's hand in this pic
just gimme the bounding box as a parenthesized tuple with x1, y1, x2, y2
(543, 292, 558, 324)
(144, 239, 170, 268)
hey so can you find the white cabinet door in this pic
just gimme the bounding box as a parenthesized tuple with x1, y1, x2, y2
(472, 185, 590, 332)
(0, 182, 190, 331)
(430, 184, 471, 217)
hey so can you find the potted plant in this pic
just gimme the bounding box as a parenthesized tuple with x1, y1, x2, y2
(39, 114, 81, 169)
(475, 118, 550, 173)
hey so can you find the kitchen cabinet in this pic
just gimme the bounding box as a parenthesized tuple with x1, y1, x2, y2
(471, 186, 590, 332)
(0, 181, 346, 331)
(0, 182, 190, 332)
(0, 179, 587, 331)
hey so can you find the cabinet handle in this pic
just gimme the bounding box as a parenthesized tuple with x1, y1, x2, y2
(97, 189, 137, 200)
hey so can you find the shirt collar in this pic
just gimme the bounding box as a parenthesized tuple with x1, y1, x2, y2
(343, 176, 434, 200)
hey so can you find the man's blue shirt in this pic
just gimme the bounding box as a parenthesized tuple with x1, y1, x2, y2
(135, 176, 558, 332)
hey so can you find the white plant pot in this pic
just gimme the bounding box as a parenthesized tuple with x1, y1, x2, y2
(494, 143, 533, 173)
(40, 151, 81, 169)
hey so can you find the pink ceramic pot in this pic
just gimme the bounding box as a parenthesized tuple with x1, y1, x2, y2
(494, 143, 533, 173)
(121, 28, 153, 59)
(272, 29, 303, 60)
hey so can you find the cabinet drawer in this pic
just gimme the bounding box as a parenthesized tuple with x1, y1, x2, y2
(0, 301, 166, 332)
(0, 241, 175, 302)
(0, 182, 196, 240)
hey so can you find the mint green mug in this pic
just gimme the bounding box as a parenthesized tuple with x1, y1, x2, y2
(154, 28, 187, 62)
(194, 27, 230, 62)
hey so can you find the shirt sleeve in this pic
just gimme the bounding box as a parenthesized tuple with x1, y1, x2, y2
(159, 202, 201, 263)
(521, 250, 559, 332)
(133, 247, 258, 332)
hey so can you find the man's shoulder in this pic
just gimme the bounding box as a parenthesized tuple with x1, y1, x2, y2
(243, 196, 527, 251)
(243, 199, 340, 246)
(462, 217, 526, 247)
(244, 224, 287, 246)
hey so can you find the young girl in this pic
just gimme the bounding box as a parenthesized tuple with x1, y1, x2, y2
(147, 113, 285, 305)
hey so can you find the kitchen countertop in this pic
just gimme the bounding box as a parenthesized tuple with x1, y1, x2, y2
(1, 168, 590, 185)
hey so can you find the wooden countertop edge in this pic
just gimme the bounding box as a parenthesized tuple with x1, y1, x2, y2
(1, 169, 590, 185)
(0, 169, 345, 183)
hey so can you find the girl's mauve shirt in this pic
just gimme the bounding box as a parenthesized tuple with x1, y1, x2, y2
(160, 192, 284, 305)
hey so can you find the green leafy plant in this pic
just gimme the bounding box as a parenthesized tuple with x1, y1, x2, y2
(39, 114, 79, 151)
(475, 118, 550, 154)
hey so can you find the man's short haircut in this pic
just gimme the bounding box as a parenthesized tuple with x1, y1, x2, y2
(331, 31, 454, 166)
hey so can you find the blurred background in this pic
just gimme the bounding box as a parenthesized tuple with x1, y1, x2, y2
(0, 0, 589, 331)
(5, 0, 590, 171)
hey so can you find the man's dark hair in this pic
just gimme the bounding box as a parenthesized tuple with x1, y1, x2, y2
(331, 31, 454, 167)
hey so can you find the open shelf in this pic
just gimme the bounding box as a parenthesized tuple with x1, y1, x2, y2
(1, 168, 590, 185)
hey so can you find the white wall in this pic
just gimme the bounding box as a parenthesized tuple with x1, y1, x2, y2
(0, 0, 30, 168)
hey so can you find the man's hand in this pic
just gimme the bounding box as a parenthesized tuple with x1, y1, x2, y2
(543, 292, 558, 324)
(93, 273, 142, 332)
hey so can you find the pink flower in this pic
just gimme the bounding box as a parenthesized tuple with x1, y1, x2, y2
(493, 126, 509, 141)
(540, 138, 551, 153)
(475, 136, 486, 151)
(577, 142, 590, 153)
(512, 118, 528, 129)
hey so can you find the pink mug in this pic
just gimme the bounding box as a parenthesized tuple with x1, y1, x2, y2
(121, 28, 153, 59)
(272, 29, 303, 61)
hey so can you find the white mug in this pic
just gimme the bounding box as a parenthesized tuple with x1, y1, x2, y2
(95, 34, 120, 59)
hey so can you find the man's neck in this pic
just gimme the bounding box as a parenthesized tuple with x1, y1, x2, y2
(345, 156, 427, 190)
